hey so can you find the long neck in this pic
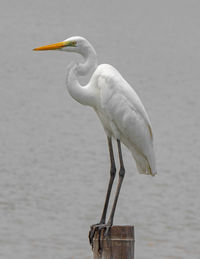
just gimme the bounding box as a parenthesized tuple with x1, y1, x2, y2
(66, 44, 97, 106)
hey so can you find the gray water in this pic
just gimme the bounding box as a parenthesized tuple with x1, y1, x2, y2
(1, 0, 200, 258)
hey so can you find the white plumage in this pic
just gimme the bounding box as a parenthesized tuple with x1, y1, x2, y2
(90, 64, 156, 176)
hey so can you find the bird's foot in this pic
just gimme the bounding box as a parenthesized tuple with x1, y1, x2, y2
(103, 223, 112, 240)
(89, 223, 105, 247)
(89, 222, 112, 252)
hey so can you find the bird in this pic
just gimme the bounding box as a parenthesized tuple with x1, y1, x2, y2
(33, 36, 157, 244)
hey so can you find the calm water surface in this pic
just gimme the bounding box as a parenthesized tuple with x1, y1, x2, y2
(0, 1, 200, 258)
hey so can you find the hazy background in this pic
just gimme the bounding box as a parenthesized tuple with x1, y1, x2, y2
(1, 0, 200, 258)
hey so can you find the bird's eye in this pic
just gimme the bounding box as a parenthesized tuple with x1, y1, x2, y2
(70, 41, 77, 46)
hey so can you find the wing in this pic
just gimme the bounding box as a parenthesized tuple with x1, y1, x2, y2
(96, 64, 156, 175)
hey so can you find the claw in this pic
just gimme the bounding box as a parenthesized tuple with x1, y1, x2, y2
(89, 223, 112, 252)
(89, 227, 96, 246)
(98, 228, 103, 253)
(89, 223, 106, 248)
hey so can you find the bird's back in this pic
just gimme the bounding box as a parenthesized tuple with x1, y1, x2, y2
(91, 64, 157, 176)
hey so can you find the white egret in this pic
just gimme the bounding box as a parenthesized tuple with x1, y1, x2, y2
(33, 36, 157, 243)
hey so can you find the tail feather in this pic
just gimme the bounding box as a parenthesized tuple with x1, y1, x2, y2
(132, 150, 157, 176)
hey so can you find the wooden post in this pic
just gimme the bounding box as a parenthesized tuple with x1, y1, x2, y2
(92, 226, 134, 259)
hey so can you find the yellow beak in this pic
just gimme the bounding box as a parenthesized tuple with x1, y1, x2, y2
(33, 41, 66, 51)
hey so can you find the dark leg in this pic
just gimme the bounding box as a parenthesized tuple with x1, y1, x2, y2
(89, 136, 116, 245)
(104, 139, 125, 237)
(99, 136, 116, 223)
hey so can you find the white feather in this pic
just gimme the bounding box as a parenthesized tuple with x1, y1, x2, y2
(91, 64, 157, 175)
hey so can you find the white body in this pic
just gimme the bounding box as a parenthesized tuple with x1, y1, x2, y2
(82, 64, 157, 175)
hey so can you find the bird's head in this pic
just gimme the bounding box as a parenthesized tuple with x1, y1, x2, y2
(33, 36, 91, 56)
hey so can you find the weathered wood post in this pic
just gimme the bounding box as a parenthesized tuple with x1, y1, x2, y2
(92, 226, 134, 259)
